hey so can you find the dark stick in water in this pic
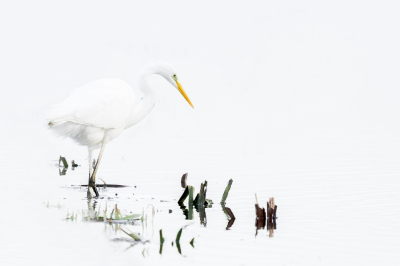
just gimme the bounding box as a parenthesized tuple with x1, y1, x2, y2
(181, 173, 188, 188)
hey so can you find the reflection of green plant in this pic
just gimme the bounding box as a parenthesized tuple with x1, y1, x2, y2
(44, 201, 63, 209)
(120, 228, 141, 241)
(116, 214, 141, 220)
(52, 203, 142, 223)
(103, 205, 141, 221)
(65, 210, 77, 221)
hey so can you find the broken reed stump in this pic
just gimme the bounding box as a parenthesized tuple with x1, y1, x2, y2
(221, 179, 233, 204)
(160, 229, 165, 243)
(188, 186, 195, 220)
(59, 156, 68, 168)
(177, 174, 213, 209)
(178, 186, 189, 204)
(254, 196, 278, 236)
(267, 197, 278, 220)
(188, 186, 195, 206)
(255, 203, 266, 229)
(197, 181, 208, 208)
(100, 179, 107, 189)
(181, 173, 188, 188)
(71, 160, 78, 167)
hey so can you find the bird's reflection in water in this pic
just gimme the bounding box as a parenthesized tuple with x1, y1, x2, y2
(86, 198, 108, 222)
(87, 198, 97, 219)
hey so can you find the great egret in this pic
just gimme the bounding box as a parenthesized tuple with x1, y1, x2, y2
(46, 62, 193, 198)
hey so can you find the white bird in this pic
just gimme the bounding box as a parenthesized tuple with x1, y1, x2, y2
(46, 62, 193, 197)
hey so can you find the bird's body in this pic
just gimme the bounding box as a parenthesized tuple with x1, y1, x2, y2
(47, 78, 137, 149)
(46, 62, 193, 197)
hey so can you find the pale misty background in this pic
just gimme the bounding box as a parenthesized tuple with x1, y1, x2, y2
(0, 1, 399, 265)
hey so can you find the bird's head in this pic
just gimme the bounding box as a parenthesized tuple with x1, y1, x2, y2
(152, 62, 194, 108)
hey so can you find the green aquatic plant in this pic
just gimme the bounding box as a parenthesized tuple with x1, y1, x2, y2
(221, 179, 233, 204)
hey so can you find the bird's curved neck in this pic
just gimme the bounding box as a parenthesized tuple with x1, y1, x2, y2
(125, 65, 158, 129)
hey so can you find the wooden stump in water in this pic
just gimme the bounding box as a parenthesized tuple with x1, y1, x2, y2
(71, 160, 78, 167)
(59, 156, 68, 168)
(178, 187, 189, 204)
(188, 186, 195, 205)
(181, 173, 188, 188)
(267, 197, 278, 220)
(267, 197, 277, 237)
(255, 203, 266, 229)
(255, 195, 277, 236)
(255, 193, 266, 229)
(197, 181, 208, 208)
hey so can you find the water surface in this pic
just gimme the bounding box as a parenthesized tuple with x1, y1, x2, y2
(1, 132, 399, 266)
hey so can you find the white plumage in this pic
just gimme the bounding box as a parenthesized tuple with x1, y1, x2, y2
(46, 62, 193, 197)
(47, 78, 136, 148)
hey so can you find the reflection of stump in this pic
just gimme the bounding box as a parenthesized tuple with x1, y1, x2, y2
(221, 205, 235, 229)
(199, 206, 207, 226)
(267, 218, 277, 237)
(178, 202, 189, 219)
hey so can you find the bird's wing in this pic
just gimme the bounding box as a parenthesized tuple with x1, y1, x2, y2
(47, 79, 136, 129)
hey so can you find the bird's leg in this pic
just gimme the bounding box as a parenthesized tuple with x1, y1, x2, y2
(88, 149, 94, 176)
(87, 149, 97, 198)
(88, 142, 107, 198)
(88, 177, 98, 198)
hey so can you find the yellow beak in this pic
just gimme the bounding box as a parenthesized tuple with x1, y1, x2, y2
(176, 80, 194, 108)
